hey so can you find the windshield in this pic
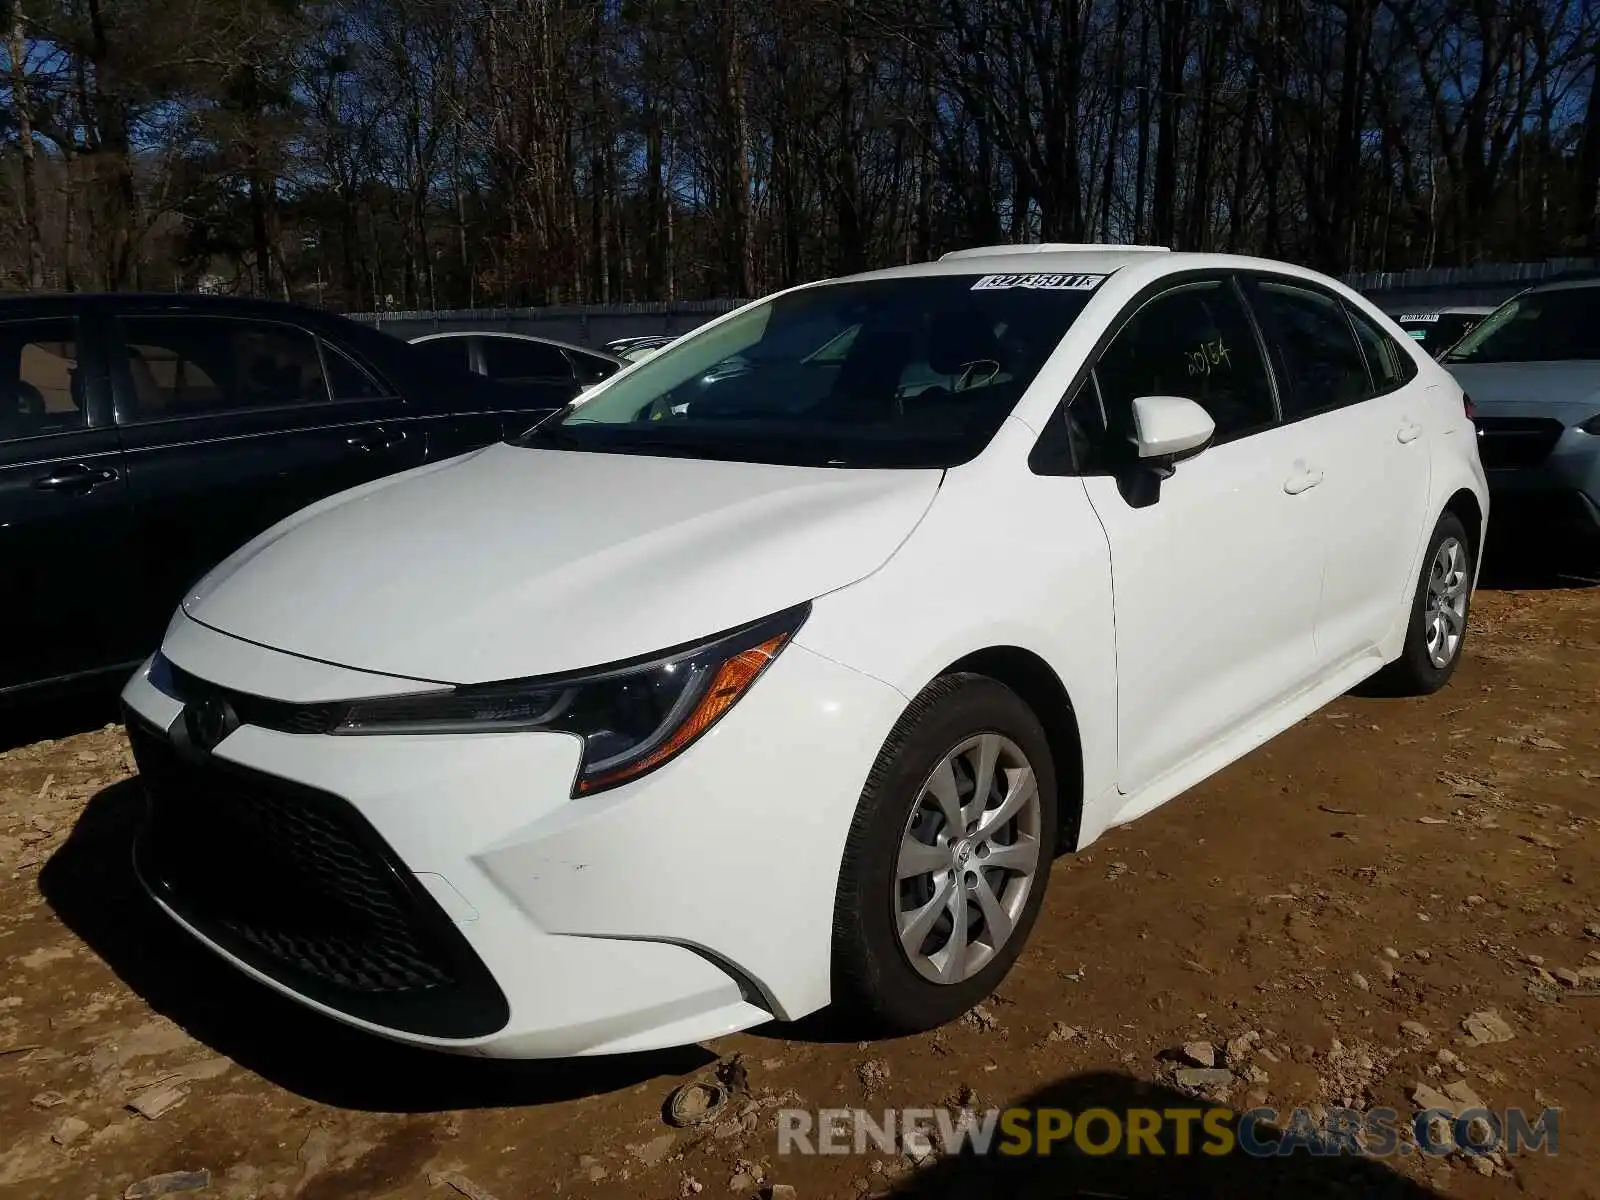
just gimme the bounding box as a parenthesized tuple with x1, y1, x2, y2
(1401, 313, 1483, 358)
(1444, 290, 1600, 364)
(519, 272, 1107, 468)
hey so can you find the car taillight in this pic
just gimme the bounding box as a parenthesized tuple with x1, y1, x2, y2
(1462, 393, 1476, 420)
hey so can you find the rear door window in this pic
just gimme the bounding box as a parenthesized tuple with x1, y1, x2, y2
(320, 341, 391, 400)
(1345, 308, 1417, 393)
(1245, 281, 1372, 419)
(117, 317, 331, 420)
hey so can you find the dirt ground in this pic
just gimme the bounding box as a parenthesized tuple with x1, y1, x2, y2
(3, 550, 1599, 1200)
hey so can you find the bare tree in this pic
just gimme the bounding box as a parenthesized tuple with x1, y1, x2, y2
(3, 0, 1597, 302)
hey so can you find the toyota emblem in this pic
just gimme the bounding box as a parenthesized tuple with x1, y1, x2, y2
(185, 694, 238, 752)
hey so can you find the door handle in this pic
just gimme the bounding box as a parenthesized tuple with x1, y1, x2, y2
(1283, 467, 1324, 495)
(1397, 421, 1423, 444)
(32, 463, 119, 493)
(346, 428, 407, 453)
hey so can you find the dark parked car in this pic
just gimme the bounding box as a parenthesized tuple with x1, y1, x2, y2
(0, 293, 569, 702)
(408, 331, 624, 405)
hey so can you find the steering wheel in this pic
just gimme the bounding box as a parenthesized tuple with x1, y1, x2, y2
(954, 359, 1001, 392)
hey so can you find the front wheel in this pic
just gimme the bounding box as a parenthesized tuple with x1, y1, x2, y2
(1374, 511, 1474, 695)
(831, 674, 1057, 1034)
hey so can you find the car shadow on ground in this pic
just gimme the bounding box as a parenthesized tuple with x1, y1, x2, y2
(38, 778, 716, 1113)
(1477, 529, 1598, 591)
(885, 1070, 1445, 1199)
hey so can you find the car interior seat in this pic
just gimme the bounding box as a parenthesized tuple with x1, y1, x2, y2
(816, 325, 917, 423)
(1, 379, 48, 439)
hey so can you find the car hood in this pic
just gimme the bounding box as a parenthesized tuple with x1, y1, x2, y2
(183, 442, 942, 684)
(1446, 361, 1600, 424)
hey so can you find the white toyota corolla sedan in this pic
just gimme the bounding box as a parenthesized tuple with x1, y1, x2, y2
(121, 244, 1488, 1058)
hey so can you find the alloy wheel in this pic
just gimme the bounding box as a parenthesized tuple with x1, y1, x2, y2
(1425, 535, 1470, 669)
(893, 733, 1043, 985)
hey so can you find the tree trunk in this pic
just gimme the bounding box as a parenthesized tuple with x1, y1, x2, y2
(913, 48, 935, 261)
(1132, 7, 1151, 242)
(8, 5, 45, 289)
(1577, 49, 1600, 252)
(1228, 67, 1258, 251)
(84, 0, 140, 288)
(730, 27, 753, 295)
(1151, 0, 1185, 247)
(833, 0, 865, 274)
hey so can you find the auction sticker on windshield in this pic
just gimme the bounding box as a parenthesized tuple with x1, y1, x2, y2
(971, 272, 1107, 291)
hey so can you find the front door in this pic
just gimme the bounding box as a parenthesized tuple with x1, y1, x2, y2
(1074, 277, 1321, 795)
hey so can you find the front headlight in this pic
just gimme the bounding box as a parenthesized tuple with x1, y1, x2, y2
(332, 603, 809, 795)
(1578, 413, 1600, 434)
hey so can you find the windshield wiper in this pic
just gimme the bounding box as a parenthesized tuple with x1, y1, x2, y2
(518, 404, 585, 447)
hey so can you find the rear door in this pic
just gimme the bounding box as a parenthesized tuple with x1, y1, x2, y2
(0, 313, 142, 692)
(112, 312, 427, 647)
(1243, 277, 1434, 667)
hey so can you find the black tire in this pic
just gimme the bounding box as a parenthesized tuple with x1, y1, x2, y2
(831, 673, 1058, 1035)
(1373, 510, 1474, 696)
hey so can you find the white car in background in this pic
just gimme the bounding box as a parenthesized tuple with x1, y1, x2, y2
(121, 244, 1487, 1058)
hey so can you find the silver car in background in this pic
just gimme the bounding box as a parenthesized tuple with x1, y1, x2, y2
(1442, 280, 1600, 550)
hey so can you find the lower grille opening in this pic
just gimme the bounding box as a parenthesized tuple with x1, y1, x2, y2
(127, 715, 509, 1039)
(1473, 416, 1565, 469)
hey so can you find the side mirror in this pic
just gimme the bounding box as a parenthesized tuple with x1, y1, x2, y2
(1115, 395, 1215, 510)
(1130, 395, 1215, 464)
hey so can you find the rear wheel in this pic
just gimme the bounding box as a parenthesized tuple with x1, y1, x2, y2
(1374, 511, 1474, 695)
(831, 674, 1057, 1034)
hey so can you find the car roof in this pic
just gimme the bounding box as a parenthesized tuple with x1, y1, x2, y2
(1525, 277, 1600, 295)
(0, 291, 345, 323)
(827, 246, 1352, 290)
(410, 329, 623, 362)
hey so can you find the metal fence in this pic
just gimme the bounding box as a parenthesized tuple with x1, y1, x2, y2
(345, 257, 1600, 345)
(1346, 258, 1597, 312)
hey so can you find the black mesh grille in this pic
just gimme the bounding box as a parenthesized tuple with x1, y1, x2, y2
(127, 715, 508, 1038)
(1473, 416, 1565, 469)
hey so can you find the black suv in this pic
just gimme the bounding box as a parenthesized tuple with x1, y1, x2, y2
(1, 294, 570, 701)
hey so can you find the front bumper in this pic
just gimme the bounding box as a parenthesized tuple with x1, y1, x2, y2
(1477, 422, 1600, 539)
(121, 610, 908, 1058)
